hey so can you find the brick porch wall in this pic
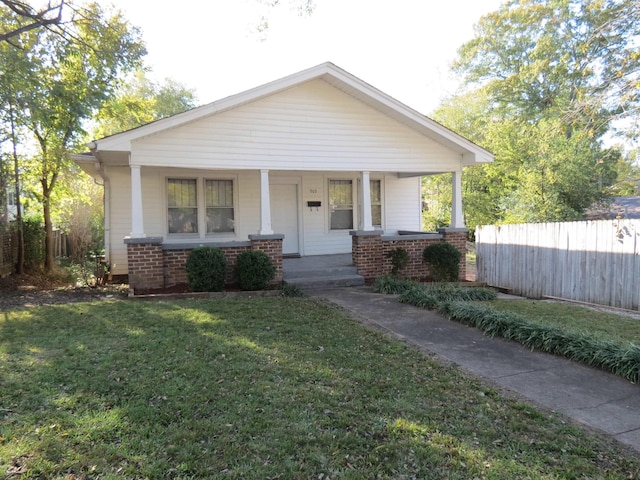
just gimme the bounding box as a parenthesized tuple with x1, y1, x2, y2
(163, 245, 251, 287)
(126, 235, 283, 292)
(351, 228, 468, 282)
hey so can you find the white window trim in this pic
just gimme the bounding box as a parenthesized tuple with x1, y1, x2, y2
(166, 175, 238, 240)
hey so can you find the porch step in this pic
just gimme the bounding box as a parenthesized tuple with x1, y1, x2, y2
(282, 254, 364, 288)
(284, 274, 365, 289)
(284, 265, 359, 280)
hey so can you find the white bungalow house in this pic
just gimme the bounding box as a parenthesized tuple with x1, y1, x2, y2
(74, 62, 493, 291)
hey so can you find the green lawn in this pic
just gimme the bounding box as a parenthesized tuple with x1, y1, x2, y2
(1, 297, 639, 479)
(489, 299, 640, 348)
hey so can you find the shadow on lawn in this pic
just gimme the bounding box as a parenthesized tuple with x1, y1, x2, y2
(1, 298, 638, 479)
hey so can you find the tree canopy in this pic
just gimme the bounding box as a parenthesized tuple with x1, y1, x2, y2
(428, 0, 640, 230)
(91, 71, 197, 139)
(0, 0, 146, 271)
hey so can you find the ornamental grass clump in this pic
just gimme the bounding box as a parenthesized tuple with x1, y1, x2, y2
(398, 283, 497, 310)
(373, 275, 417, 295)
(185, 246, 227, 292)
(440, 301, 640, 383)
(422, 242, 461, 282)
(234, 250, 276, 290)
(398, 285, 441, 310)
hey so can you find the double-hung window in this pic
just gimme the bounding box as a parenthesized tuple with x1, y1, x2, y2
(167, 178, 235, 236)
(329, 179, 353, 230)
(168, 179, 198, 234)
(205, 179, 235, 233)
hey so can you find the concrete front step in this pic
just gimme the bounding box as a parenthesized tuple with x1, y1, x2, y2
(282, 254, 363, 288)
(284, 274, 365, 289)
(283, 265, 359, 280)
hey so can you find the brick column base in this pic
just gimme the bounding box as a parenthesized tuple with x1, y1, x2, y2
(438, 228, 469, 281)
(249, 234, 284, 284)
(350, 230, 383, 281)
(125, 237, 164, 290)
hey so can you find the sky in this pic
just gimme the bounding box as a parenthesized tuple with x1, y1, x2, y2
(106, 0, 504, 116)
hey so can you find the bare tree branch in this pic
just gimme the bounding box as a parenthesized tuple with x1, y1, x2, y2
(0, 0, 64, 42)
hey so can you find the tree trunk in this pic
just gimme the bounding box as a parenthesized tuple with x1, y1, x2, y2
(43, 190, 54, 272)
(9, 103, 24, 274)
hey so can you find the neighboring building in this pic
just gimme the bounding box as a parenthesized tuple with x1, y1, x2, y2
(74, 62, 493, 290)
(587, 196, 640, 220)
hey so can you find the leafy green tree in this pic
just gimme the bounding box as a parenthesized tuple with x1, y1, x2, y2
(0, 1, 146, 272)
(432, 0, 639, 229)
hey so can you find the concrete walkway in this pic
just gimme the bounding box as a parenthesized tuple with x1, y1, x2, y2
(309, 286, 640, 454)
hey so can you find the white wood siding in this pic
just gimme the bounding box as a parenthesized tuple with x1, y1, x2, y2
(105, 166, 132, 275)
(131, 79, 460, 173)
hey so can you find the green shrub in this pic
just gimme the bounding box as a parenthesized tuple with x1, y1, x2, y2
(422, 242, 461, 282)
(234, 250, 276, 291)
(185, 247, 227, 292)
(385, 247, 410, 276)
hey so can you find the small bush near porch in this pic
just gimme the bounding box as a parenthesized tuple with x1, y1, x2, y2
(2, 298, 638, 478)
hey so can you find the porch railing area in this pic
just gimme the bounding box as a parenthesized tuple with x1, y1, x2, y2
(351, 228, 468, 282)
(124, 228, 468, 293)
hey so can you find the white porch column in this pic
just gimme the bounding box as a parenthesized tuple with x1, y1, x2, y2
(130, 164, 145, 237)
(451, 170, 465, 229)
(360, 171, 374, 231)
(259, 169, 274, 235)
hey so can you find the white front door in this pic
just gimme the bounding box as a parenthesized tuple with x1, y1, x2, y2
(271, 184, 299, 255)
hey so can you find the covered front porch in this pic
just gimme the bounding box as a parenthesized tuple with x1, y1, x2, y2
(123, 167, 468, 292)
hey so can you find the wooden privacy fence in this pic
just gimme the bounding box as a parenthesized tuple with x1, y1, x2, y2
(476, 220, 640, 311)
(0, 225, 15, 277)
(0, 226, 69, 277)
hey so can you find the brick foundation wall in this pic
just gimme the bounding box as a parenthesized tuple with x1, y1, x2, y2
(351, 229, 468, 282)
(163, 245, 252, 287)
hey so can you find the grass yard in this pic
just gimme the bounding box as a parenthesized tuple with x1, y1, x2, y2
(2, 297, 639, 479)
(489, 299, 640, 348)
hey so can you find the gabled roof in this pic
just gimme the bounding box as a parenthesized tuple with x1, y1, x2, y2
(90, 62, 493, 166)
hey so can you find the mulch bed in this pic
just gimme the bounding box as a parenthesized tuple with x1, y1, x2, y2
(0, 274, 129, 310)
